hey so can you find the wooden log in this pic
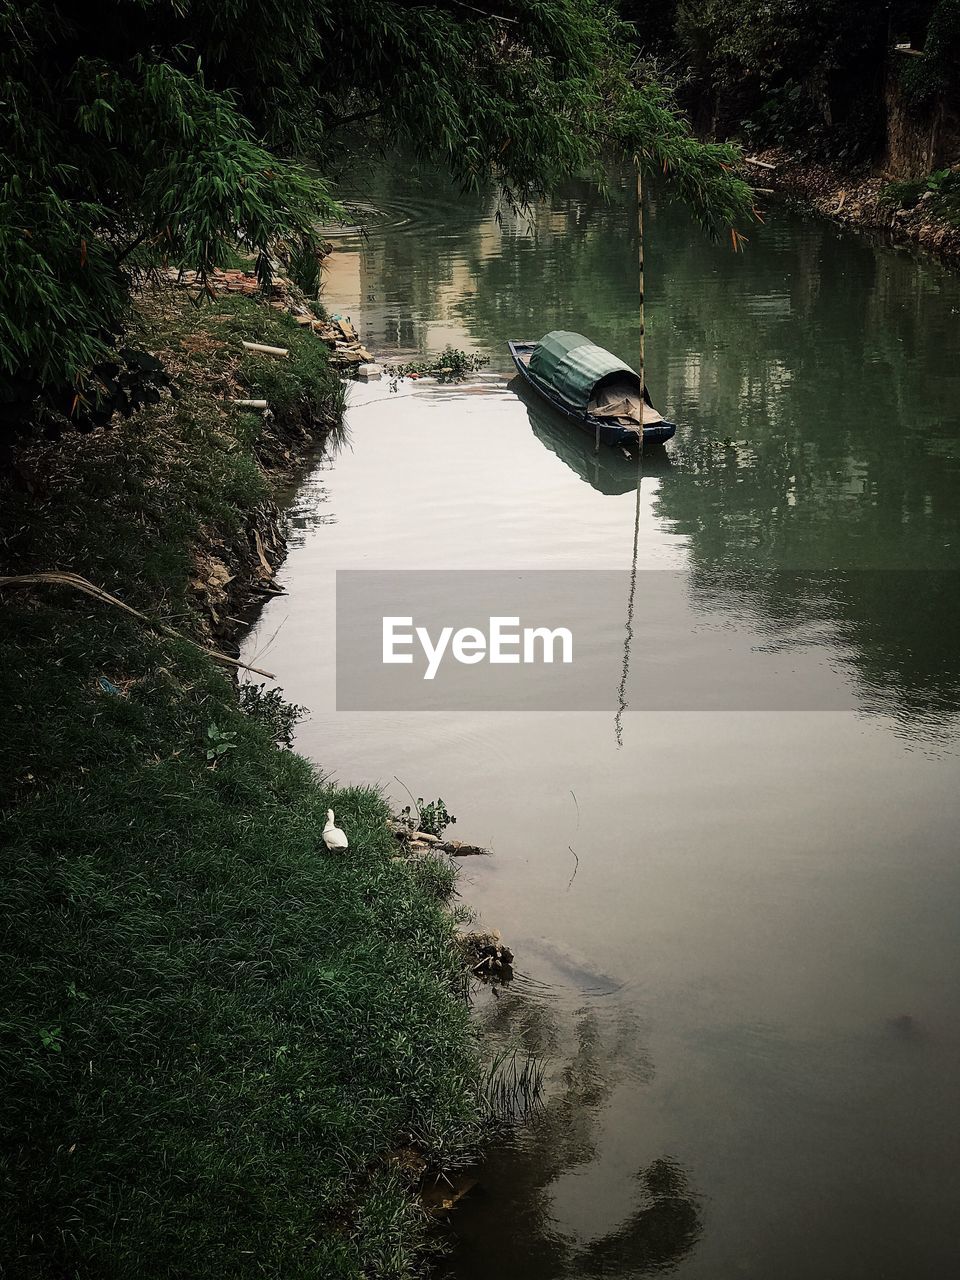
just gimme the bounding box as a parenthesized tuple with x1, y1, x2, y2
(241, 340, 289, 358)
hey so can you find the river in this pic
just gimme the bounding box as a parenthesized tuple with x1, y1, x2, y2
(241, 160, 960, 1279)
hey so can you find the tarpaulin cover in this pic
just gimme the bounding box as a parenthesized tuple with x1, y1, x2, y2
(528, 331, 643, 413)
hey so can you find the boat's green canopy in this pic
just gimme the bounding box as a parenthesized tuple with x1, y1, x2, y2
(528, 331, 641, 412)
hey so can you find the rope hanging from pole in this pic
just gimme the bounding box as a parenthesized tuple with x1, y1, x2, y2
(615, 160, 648, 744)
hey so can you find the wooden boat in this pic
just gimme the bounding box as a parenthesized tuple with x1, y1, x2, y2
(508, 331, 676, 449)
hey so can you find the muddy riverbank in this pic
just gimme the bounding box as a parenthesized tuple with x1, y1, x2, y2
(748, 147, 960, 265)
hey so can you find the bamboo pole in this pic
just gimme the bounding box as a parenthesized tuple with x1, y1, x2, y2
(636, 162, 645, 459)
(615, 161, 648, 744)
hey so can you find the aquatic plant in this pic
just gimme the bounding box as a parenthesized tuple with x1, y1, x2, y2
(418, 797, 458, 836)
(399, 796, 458, 837)
(482, 1048, 546, 1126)
(391, 348, 491, 385)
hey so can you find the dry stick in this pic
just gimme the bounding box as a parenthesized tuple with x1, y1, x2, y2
(392, 774, 421, 826)
(446, 0, 519, 23)
(566, 788, 581, 891)
(0, 572, 275, 678)
(245, 613, 289, 673)
(567, 845, 580, 891)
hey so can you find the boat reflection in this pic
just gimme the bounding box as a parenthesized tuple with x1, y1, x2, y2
(511, 376, 672, 497)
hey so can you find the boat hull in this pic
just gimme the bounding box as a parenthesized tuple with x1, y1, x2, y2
(507, 340, 676, 449)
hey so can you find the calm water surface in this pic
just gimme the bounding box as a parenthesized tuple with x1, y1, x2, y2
(242, 162, 960, 1278)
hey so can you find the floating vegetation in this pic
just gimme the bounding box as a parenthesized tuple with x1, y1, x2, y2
(391, 346, 490, 385)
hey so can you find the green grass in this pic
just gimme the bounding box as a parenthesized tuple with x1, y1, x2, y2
(0, 292, 482, 1277)
(2, 293, 346, 618)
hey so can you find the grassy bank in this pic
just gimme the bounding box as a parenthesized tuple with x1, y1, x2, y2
(0, 290, 483, 1277)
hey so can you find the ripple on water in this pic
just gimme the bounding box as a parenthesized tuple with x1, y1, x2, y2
(320, 194, 488, 240)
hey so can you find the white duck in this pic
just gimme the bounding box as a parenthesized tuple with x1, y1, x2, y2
(322, 808, 349, 851)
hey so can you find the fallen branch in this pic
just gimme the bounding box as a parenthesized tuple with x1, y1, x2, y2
(0, 572, 275, 678)
(744, 156, 778, 170)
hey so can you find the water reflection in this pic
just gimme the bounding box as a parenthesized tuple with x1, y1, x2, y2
(576, 1160, 702, 1277)
(328, 157, 960, 736)
(265, 160, 960, 1279)
(515, 376, 672, 497)
(451, 987, 700, 1280)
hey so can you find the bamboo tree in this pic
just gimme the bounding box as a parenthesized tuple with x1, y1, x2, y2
(0, 0, 756, 443)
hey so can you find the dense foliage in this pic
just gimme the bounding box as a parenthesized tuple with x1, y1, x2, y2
(0, 0, 756, 443)
(623, 0, 956, 160)
(899, 0, 960, 105)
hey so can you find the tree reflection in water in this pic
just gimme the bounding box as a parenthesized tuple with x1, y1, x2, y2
(576, 1159, 702, 1277)
(448, 986, 702, 1279)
